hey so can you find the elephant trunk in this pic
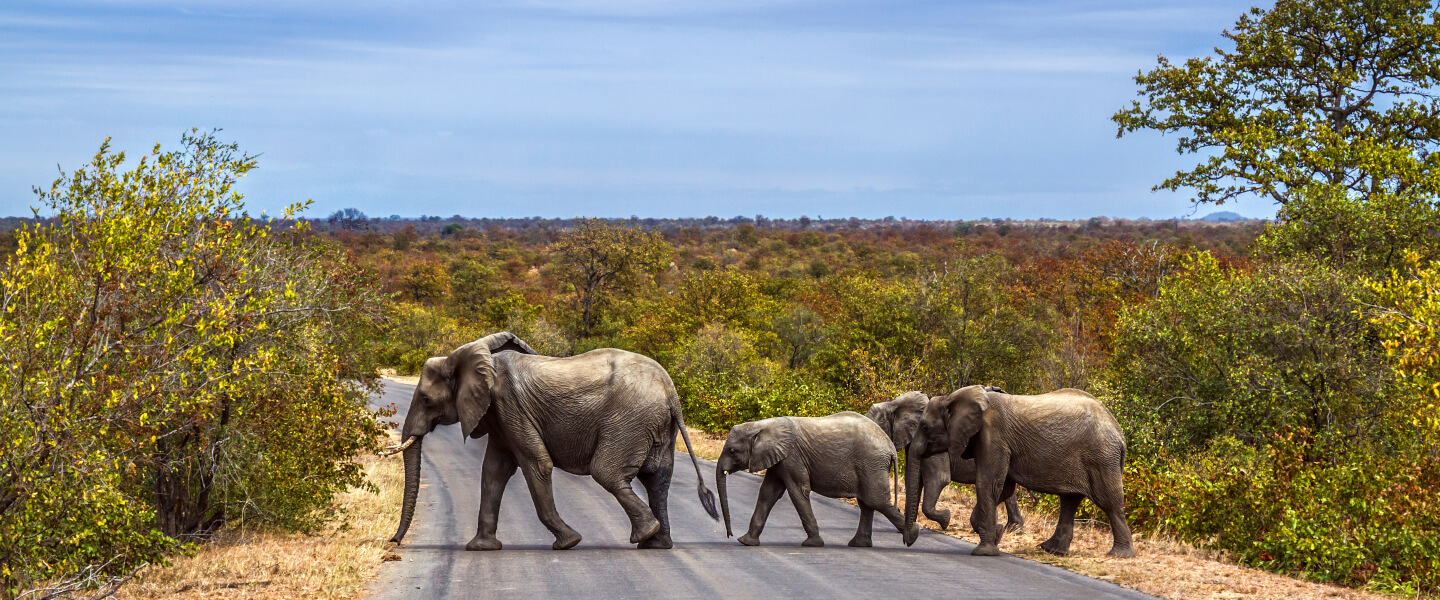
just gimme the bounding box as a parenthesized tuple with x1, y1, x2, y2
(716, 462, 732, 537)
(903, 446, 923, 526)
(390, 436, 424, 544)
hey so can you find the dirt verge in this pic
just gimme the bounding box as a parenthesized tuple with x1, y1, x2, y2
(114, 434, 404, 599)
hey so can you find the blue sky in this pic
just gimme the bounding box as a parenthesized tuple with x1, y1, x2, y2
(0, 1, 1275, 220)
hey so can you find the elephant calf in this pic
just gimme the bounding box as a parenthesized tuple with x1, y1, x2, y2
(867, 390, 1025, 533)
(716, 412, 920, 548)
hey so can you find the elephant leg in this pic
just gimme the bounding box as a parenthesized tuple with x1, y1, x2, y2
(1039, 494, 1083, 556)
(921, 455, 952, 530)
(1092, 473, 1136, 558)
(739, 470, 786, 546)
(517, 452, 582, 550)
(998, 479, 1024, 534)
(849, 504, 874, 547)
(636, 464, 674, 549)
(782, 477, 823, 547)
(591, 461, 661, 545)
(859, 468, 919, 546)
(969, 462, 1008, 556)
(466, 440, 517, 551)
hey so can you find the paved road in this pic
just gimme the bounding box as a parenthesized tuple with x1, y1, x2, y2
(366, 380, 1152, 599)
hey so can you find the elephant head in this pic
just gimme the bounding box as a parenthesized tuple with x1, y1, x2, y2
(388, 332, 536, 544)
(715, 418, 797, 537)
(867, 391, 928, 451)
(920, 385, 989, 462)
(867, 392, 929, 527)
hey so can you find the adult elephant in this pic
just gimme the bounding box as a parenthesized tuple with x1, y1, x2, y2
(916, 386, 1134, 558)
(385, 332, 719, 551)
(866, 390, 1025, 533)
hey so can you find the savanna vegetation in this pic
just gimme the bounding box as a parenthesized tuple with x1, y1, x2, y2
(0, 133, 389, 599)
(6, 0, 1440, 598)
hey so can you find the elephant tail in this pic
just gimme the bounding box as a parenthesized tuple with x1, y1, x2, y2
(674, 405, 720, 521)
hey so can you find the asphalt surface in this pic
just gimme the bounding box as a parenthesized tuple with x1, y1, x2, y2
(366, 380, 1154, 600)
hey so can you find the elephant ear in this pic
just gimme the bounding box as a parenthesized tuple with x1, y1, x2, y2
(448, 341, 495, 440)
(866, 403, 895, 446)
(946, 386, 989, 460)
(452, 332, 539, 438)
(478, 331, 538, 356)
(749, 418, 798, 473)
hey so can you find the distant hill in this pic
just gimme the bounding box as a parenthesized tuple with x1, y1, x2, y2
(1198, 211, 1250, 222)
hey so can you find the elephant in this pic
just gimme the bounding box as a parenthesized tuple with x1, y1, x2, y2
(384, 332, 719, 551)
(916, 385, 1134, 558)
(714, 412, 920, 548)
(866, 390, 1025, 533)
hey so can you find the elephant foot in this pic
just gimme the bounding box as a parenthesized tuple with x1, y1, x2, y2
(637, 532, 673, 549)
(465, 536, 503, 551)
(971, 542, 1001, 556)
(552, 531, 583, 551)
(801, 536, 824, 548)
(629, 517, 661, 544)
(1107, 545, 1136, 559)
(1038, 538, 1070, 556)
(928, 510, 952, 531)
(847, 535, 872, 548)
(1004, 519, 1025, 534)
(903, 523, 919, 547)
(737, 533, 761, 546)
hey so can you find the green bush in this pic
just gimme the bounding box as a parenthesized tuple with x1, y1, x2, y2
(0, 132, 387, 597)
(1126, 434, 1440, 592)
(670, 324, 849, 431)
(379, 302, 489, 374)
(1107, 252, 1438, 592)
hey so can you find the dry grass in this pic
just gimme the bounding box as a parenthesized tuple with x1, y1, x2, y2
(680, 426, 1397, 600)
(113, 434, 405, 600)
(676, 425, 726, 461)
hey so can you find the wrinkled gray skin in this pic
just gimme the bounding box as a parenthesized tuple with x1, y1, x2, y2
(391, 332, 718, 551)
(715, 412, 920, 548)
(916, 386, 1134, 558)
(866, 391, 1025, 533)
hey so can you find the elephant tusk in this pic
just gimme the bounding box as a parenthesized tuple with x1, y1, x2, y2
(379, 437, 415, 456)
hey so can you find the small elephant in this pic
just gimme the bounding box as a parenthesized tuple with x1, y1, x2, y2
(866, 391, 1025, 532)
(715, 412, 920, 548)
(917, 386, 1134, 558)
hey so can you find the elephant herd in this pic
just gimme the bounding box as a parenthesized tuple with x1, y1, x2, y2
(384, 332, 1135, 559)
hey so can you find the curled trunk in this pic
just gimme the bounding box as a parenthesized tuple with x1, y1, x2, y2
(390, 436, 424, 544)
(716, 463, 732, 537)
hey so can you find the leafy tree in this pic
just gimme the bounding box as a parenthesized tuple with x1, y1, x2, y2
(392, 225, 418, 251)
(1108, 253, 1395, 457)
(1370, 252, 1440, 448)
(913, 254, 1051, 393)
(1115, 0, 1440, 270)
(623, 268, 775, 357)
(770, 306, 825, 368)
(399, 261, 450, 304)
(448, 257, 501, 317)
(551, 218, 670, 337)
(326, 207, 369, 230)
(0, 132, 387, 598)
